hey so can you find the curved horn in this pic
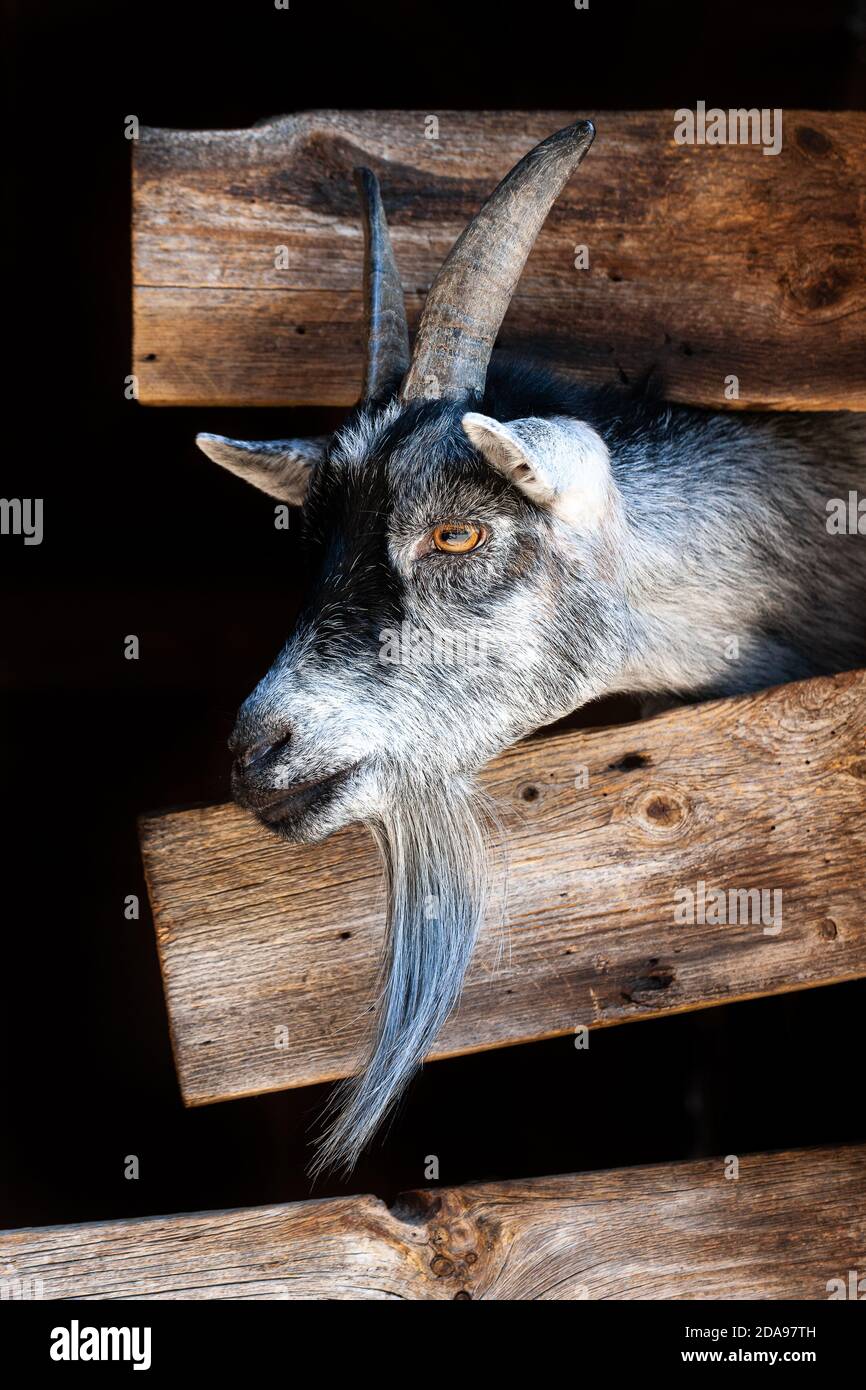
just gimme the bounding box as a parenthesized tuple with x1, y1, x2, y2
(353, 167, 410, 402)
(400, 119, 595, 403)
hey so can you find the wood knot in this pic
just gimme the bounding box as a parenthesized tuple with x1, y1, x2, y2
(516, 770, 558, 805)
(608, 751, 651, 772)
(795, 125, 833, 158)
(426, 1212, 481, 1286)
(780, 250, 859, 319)
(791, 264, 853, 312)
(631, 785, 691, 838)
(621, 968, 676, 1006)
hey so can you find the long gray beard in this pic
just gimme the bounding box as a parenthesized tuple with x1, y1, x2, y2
(309, 774, 490, 1177)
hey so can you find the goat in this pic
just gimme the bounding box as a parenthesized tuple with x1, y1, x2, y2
(195, 121, 866, 1173)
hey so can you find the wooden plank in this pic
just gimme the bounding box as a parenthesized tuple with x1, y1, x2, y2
(138, 669, 866, 1108)
(2, 1145, 863, 1299)
(132, 110, 866, 411)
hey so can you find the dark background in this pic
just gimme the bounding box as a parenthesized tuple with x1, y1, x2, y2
(3, 0, 865, 1228)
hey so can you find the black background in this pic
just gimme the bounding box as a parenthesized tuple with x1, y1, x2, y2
(3, 0, 865, 1229)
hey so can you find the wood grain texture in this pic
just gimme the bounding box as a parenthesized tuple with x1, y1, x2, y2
(132, 110, 866, 410)
(138, 669, 866, 1107)
(2, 1146, 863, 1299)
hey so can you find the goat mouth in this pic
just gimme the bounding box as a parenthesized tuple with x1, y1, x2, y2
(253, 762, 362, 829)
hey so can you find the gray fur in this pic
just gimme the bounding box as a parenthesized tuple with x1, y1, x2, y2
(196, 433, 327, 503)
(194, 123, 865, 1172)
(209, 385, 864, 1174)
(309, 772, 489, 1176)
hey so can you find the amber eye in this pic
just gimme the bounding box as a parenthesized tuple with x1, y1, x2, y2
(431, 521, 485, 554)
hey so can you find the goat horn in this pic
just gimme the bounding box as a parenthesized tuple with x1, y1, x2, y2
(400, 119, 596, 403)
(353, 167, 410, 401)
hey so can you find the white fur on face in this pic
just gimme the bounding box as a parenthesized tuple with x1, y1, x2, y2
(462, 412, 614, 529)
(232, 399, 633, 846)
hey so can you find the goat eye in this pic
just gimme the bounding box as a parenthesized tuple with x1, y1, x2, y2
(431, 521, 485, 553)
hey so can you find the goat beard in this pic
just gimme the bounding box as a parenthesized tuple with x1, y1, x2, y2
(309, 772, 493, 1177)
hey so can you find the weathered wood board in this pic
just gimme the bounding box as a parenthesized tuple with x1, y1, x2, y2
(138, 669, 866, 1108)
(132, 110, 866, 411)
(2, 1145, 863, 1299)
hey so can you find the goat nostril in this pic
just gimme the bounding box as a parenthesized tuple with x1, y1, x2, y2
(240, 740, 268, 769)
(240, 730, 292, 769)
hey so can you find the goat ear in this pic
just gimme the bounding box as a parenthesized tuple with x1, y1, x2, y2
(461, 412, 613, 529)
(195, 433, 328, 504)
